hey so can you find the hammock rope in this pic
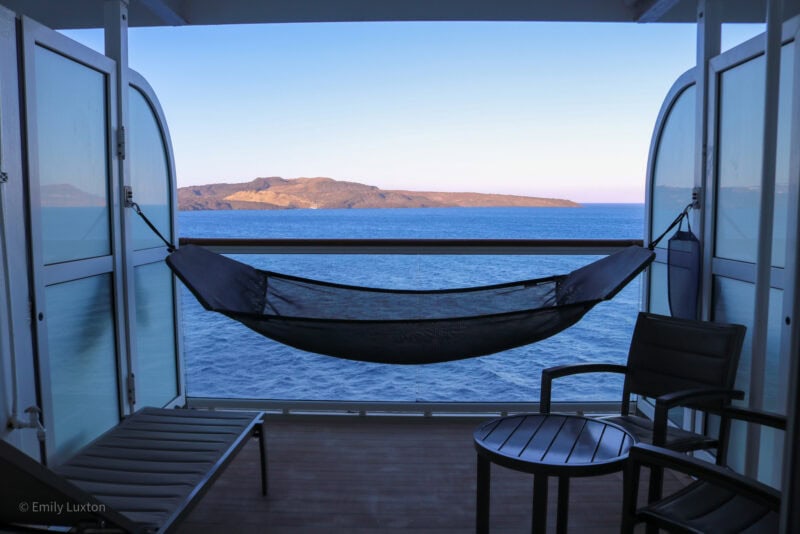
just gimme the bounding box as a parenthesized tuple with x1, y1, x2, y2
(130, 201, 176, 252)
(648, 202, 693, 250)
(128, 202, 710, 364)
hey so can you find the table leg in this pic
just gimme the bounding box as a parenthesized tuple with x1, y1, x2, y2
(476, 454, 490, 534)
(556, 476, 569, 534)
(532, 474, 548, 534)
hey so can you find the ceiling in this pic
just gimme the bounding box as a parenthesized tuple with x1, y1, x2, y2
(0, 0, 793, 29)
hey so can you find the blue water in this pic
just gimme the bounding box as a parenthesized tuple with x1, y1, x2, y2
(179, 205, 644, 402)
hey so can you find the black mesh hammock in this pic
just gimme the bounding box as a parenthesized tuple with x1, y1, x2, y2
(166, 244, 655, 364)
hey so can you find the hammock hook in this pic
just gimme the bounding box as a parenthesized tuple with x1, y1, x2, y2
(125, 191, 176, 252)
(648, 202, 694, 250)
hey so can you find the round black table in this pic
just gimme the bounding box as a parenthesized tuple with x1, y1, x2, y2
(473, 413, 635, 534)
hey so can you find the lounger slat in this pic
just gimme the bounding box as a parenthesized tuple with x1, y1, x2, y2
(128, 419, 253, 429)
(73, 480, 193, 498)
(70, 461, 213, 474)
(58, 466, 212, 486)
(79, 447, 222, 462)
(125, 421, 250, 434)
(138, 407, 256, 419)
(125, 417, 251, 430)
(132, 411, 258, 425)
(88, 438, 224, 452)
(103, 429, 239, 443)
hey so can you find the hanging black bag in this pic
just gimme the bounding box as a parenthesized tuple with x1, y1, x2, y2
(667, 215, 701, 320)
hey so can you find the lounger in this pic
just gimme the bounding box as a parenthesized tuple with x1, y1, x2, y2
(0, 407, 266, 533)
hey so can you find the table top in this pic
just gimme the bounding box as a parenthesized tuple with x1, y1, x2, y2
(473, 413, 635, 477)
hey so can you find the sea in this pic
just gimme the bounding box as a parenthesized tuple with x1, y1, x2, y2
(179, 204, 643, 403)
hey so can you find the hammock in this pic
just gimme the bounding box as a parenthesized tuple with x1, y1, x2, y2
(167, 244, 654, 364)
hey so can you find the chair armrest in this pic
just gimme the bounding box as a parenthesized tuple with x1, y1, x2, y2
(655, 387, 744, 409)
(722, 406, 787, 431)
(652, 388, 743, 446)
(627, 443, 781, 511)
(540, 363, 627, 414)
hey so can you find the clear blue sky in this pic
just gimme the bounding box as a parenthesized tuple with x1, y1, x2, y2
(64, 22, 762, 203)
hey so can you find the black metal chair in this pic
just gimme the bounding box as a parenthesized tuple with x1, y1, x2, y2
(540, 311, 746, 499)
(622, 407, 785, 533)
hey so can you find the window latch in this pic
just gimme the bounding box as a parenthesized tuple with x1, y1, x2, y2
(123, 186, 134, 208)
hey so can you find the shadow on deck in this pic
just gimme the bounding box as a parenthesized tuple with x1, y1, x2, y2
(178, 414, 686, 533)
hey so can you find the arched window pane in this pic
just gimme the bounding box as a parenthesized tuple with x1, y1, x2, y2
(651, 85, 696, 247)
(129, 87, 171, 250)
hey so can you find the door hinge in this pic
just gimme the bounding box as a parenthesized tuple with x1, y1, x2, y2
(117, 126, 126, 160)
(691, 187, 702, 209)
(0, 171, 8, 183)
(126, 373, 136, 407)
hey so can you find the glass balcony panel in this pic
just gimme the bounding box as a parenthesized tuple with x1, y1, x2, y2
(34, 45, 110, 264)
(758, 425, 784, 489)
(716, 44, 793, 266)
(129, 87, 172, 250)
(712, 276, 782, 478)
(45, 274, 119, 462)
(647, 261, 669, 316)
(716, 56, 763, 263)
(762, 288, 784, 414)
(651, 85, 695, 248)
(181, 253, 639, 402)
(135, 261, 178, 407)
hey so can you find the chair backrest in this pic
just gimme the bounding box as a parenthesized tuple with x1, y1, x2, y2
(0, 439, 138, 532)
(624, 312, 746, 409)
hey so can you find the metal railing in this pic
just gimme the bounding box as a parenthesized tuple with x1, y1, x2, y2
(180, 237, 643, 255)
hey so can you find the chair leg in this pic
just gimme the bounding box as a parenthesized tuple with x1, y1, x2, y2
(476, 455, 491, 534)
(645, 465, 664, 534)
(556, 476, 569, 534)
(532, 474, 548, 534)
(621, 459, 640, 534)
(647, 465, 664, 503)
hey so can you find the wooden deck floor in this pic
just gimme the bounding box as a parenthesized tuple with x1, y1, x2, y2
(178, 414, 687, 533)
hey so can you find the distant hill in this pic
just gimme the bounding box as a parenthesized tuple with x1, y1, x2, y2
(178, 177, 579, 211)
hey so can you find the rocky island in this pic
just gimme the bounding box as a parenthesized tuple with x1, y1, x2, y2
(178, 177, 580, 211)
